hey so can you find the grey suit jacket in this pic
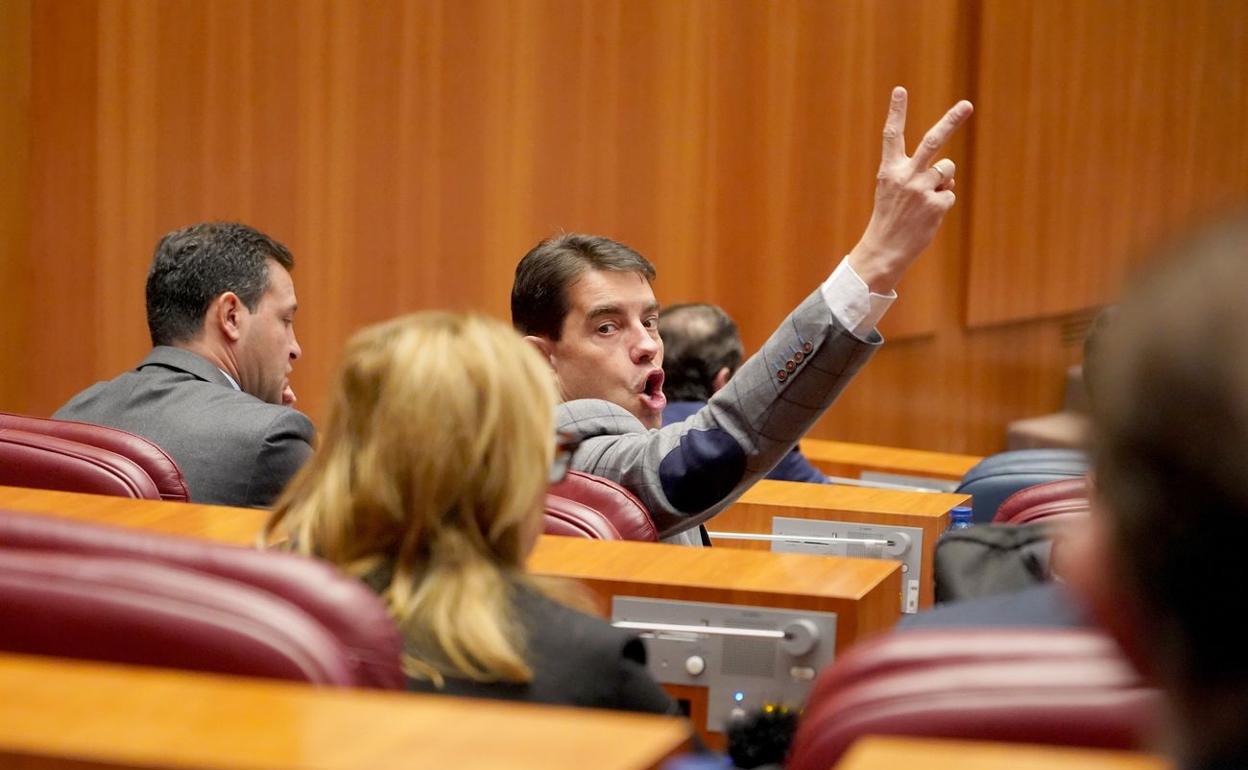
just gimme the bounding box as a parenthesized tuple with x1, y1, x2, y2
(558, 288, 879, 545)
(53, 346, 315, 508)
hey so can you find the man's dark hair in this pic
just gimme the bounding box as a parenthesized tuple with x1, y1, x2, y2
(511, 233, 656, 340)
(1090, 214, 1248, 752)
(145, 222, 294, 346)
(659, 303, 745, 402)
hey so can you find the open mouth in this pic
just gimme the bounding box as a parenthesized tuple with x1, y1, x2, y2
(638, 369, 667, 412)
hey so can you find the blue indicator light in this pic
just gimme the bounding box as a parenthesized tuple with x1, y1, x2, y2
(733, 691, 745, 703)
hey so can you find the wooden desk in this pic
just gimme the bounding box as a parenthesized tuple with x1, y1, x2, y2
(529, 536, 901, 749)
(0, 485, 263, 544)
(0, 653, 692, 770)
(712, 480, 971, 610)
(800, 438, 981, 483)
(0, 486, 900, 751)
(529, 536, 901, 645)
(833, 736, 1170, 770)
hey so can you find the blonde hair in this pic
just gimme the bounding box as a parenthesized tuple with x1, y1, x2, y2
(264, 312, 558, 684)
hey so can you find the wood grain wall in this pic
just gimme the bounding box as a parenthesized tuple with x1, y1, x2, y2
(0, 0, 31, 411)
(3, 0, 1246, 455)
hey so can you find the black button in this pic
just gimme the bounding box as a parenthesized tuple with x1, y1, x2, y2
(786, 360, 796, 373)
(794, 351, 804, 363)
(777, 370, 788, 382)
(803, 342, 813, 353)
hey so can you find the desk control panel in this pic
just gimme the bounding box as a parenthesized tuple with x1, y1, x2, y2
(769, 517, 925, 613)
(612, 597, 837, 733)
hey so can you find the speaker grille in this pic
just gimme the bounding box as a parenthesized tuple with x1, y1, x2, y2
(720, 621, 776, 677)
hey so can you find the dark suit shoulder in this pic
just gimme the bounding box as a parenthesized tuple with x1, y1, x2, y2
(407, 585, 672, 714)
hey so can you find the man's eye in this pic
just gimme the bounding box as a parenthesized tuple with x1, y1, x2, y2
(642, 317, 658, 330)
(597, 323, 618, 334)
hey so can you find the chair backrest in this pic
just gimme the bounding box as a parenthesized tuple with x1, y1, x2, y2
(994, 478, 1089, 524)
(956, 449, 1089, 523)
(548, 470, 659, 541)
(544, 494, 625, 539)
(786, 629, 1158, 770)
(0, 412, 190, 502)
(0, 428, 162, 500)
(0, 509, 405, 689)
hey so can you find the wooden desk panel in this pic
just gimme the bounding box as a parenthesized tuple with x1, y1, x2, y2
(833, 736, 1170, 770)
(714, 480, 971, 609)
(528, 536, 901, 650)
(0, 485, 264, 545)
(0, 653, 691, 770)
(799, 439, 981, 482)
(528, 536, 901, 750)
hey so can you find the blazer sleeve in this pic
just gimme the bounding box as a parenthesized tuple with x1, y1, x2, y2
(560, 288, 880, 540)
(247, 408, 316, 507)
(611, 637, 680, 715)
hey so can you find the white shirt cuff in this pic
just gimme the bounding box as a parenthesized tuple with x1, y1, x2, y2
(820, 257, 897, 337)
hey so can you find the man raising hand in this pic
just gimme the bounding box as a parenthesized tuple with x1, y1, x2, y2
(512, 88, 972, 545)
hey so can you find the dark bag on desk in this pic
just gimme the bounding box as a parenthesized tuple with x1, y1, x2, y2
(933, 522, 1057, 603)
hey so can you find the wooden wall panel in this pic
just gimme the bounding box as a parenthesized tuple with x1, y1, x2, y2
(0, 0, 31, 410)
(14, 0, 960, 429)
(11, 0, 1243, 455)
(966, 0, 1248, 327)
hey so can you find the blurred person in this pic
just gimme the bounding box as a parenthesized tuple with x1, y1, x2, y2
(55, 221, 312, 507)
(1065, 214, 1248, 769)
(512, 87, 972, 544)
(264, 312, 675, 714)
(659, 302, 830, 484)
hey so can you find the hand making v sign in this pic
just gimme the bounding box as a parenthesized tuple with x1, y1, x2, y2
(848, 87, 974, 295)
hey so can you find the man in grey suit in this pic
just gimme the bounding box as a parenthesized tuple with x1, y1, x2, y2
(511, 88, 972, 545)
(55, 222, 314, 507)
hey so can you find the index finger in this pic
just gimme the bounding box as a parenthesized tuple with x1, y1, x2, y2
(910, 99, 974, 169)
(879, 86, 908, 165)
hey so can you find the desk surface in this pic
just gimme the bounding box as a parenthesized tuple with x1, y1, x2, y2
(0, 653, 691, 770)
(530, 535, 900, 605)
(0, 487, 902, 610)
(799, 438, 982, 481)
(736, 479, 969, 518)
(834, 736, 1171, 770)
(0, 484, 265, 544)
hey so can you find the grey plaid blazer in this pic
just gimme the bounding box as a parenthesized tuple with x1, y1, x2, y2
(557, 289, 880, 546)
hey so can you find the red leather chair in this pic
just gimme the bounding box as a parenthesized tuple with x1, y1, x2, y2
(0, 412, 189, 502)
(0, 509, 405, 689)
(0, 428, 162, 499)
(994, 478, 1090, 525)
(546, 470, 658, 541)
(786, 629, 1158, 770)
(544, 495, 625, 539)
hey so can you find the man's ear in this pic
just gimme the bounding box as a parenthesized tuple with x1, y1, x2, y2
(711, 366, 732, 394)
(211, 292, 246, 343)
(523, 335, 555, 366)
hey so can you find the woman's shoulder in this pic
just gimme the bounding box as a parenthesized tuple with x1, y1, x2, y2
(514, 585, 648, 666)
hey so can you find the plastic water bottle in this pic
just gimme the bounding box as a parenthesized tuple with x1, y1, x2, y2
(947, 505, 973, 533)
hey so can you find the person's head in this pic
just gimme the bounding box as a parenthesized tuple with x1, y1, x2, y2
(511, 233, 666, 428)
(658, 303, 745, 402)
(145, 222, 300, 405)
(265, 312, 559, 685)
(1066, 215, 1248, 763)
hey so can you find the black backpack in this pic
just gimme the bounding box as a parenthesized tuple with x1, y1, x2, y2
(933, 522, 1059, 603)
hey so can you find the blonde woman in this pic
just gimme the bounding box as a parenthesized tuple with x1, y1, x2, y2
(264, 312, 673, 713)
